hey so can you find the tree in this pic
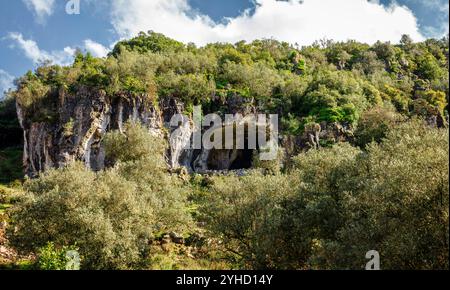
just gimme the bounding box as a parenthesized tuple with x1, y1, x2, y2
(9, 122, 193, 269)
(329, 120, 449, 269)
(354, 105, 404, 148)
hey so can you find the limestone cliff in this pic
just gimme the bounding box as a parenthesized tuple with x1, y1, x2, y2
(16, 87, 356, 177)
(17, 88, 164, 177)
(16, 88, 263, 176)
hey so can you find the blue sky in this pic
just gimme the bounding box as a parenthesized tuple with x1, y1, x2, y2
(0, 0, 449, 98)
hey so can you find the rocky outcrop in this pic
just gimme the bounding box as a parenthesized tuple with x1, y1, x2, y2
(282, 122, 354, 161)
(17, 88, 164, 177)
(17, 88, 262, 177)
(17, 87, 354, 177)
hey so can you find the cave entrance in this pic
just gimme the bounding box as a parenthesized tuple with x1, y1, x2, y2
(200, 120, 263, 171)
(230, 149, 253, 170)
(207, 149, 254, 171)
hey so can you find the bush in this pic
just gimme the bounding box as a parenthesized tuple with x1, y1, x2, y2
(354, 105, 404, 148)
(9, 162, 151, 269)
(202, 121, 448, 270)
(103, 121, 165, 163)
(9, 123, 192, 269)
(252, 148, 284, 175)
(201, 172, 300, 269)
(202, 144, 360, 269)
(329, 119, 449, 270)
(157, 72, 215, 105)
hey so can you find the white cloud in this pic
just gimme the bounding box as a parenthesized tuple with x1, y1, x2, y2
(7, 32, 76, 66)
(0, 69, 15, 100)
(22, 0, 55, 23)
(403, 0, 449, 38)
(7, 33, 112, 67)
(109, 0, 425, 46)
(84, 39, 110, 57)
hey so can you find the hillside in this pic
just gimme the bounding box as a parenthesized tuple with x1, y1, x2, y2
(0, 32, 448, 270)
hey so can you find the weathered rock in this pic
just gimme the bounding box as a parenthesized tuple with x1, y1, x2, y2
(17, 87, 356, 177)
(193, 149, 210, 173)
(169, 115, 194, 171)
(297, 122, 354, 151)
(18, 88, 262, 176)
(17, 88, 164, 176)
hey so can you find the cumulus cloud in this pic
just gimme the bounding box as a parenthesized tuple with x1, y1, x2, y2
(7, 32, 76, 66)
(0, 69, 15, 100)
(6, 33, 111, 66)
(109, 0, 425, 46)
(84, 39, 110, 57)
(22, 0, 55, 23)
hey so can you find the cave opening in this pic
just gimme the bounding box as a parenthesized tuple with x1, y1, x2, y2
(229, 149, 253, 170)
(193, 122, 266, 172)
(206, 148, 254, 171)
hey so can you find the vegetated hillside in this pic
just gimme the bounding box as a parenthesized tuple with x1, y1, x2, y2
(12, 32, 449, 132)
(0, 32, 448, 270)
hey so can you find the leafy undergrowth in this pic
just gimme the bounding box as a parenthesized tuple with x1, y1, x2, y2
(0, 181, 232, 270)
(0, 184, 36, 270)
(146, 239, 232, 270)
(0, 148, 23, 184)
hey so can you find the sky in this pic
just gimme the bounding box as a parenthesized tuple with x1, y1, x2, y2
(0, 0, 449, 99)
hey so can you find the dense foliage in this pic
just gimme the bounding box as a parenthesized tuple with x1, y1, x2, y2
(8, 122, 193, 269)
(203, 120, 449, 269)
(9, 31, 449, 129)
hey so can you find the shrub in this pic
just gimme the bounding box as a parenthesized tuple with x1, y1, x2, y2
(201, 172, 300, 269)
(9, 123, 192, 269)
(354, 105, 404, 148)
(416, 90, 447, 114)
(157, 72, 215, 105)
(103, 121, 165, 163)
(252, 148, 284, 175)
(327, 119, 449, 269)
(9, 162, 150, 269)
(201, 144, 360, 269)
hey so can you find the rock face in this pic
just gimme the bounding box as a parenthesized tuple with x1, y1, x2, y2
(17, 88, 164, 177)
(17, 88, 260, 177)
(281, 122, 354, 161)
(17, 88, 354, 177)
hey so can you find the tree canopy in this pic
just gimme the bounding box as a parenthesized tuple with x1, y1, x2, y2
(10, 31, 449, 131)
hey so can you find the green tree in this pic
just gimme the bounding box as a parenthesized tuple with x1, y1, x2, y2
(9, 122, 192, 269)
(354, 105, 404, 148)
